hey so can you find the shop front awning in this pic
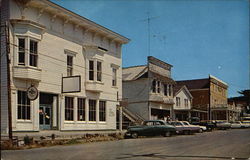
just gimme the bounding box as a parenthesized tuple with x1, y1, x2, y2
(191, 109, 208, 113)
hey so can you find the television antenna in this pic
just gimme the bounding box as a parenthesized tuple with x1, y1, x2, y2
(139, 12, 160, 57)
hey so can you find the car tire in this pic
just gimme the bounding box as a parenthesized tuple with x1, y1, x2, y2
(199, 128, 203, 133)
(164, 131, 171, 137)
(131, 132, 138, 139)
(184, 130, 189, 135)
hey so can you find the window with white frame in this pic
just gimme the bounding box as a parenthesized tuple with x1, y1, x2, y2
(17, 91, 30, 120)
(65, 97, 74, 121)
(29, 40, 38, 67)
(67, 55, 73, 76)
(89, 99, 96, 121)
(18, 38, 25, 65)
(77, 98, 85, 121)
(89, 60, 94, 81)
(17, 38, 38, 67)
(112, 68, 117, 86)
(176, 97, 180, 107)
(184, 99, 189, 107)
(99, 101, 106, 122)
(97, 61, 102, 82)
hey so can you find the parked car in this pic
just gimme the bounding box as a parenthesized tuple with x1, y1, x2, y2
(182, 121, 206, 133)
(199, 120, 216, 131)
(125, 120, 176, 138)
(230, 121, 242, 129)
(181, 121, 203, 133)
(168, 121, 199, 135)
(241, 121, 250, 128)
(214, 121, 231, 130)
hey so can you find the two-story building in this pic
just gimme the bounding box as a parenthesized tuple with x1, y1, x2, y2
(122, 56, 176, 121)
(173, 85, 193, 121)
(1, 0, 129, 134)
(177, 75, 240, 121)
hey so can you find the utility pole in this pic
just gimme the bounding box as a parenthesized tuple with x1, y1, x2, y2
(5, 22, 12, 141)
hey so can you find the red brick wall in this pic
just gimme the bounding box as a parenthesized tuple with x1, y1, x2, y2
(190, 89, 209, 110)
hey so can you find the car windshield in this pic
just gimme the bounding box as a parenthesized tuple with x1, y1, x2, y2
(182, 122, 189, 125)
(144, 122, 154, 126)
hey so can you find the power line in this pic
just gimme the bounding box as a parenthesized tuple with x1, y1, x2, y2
(8, 42, 123, 80)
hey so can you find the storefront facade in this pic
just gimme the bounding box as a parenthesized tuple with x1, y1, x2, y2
(1, 0, 129, 134)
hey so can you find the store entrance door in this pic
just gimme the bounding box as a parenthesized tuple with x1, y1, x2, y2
(39, 105, 52, 130)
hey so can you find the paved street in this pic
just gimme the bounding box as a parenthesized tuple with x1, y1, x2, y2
(2, 129, 250, 160)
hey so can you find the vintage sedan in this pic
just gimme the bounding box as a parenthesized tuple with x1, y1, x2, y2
(215, 121, 231, 130)
(182, 121, 206, 133)
(168, 121, 200, 135)
(125, 120, 176, 138)
(241, 121, 250, 128)
(199, 120, 216, 131)
(230, 121, 242, 129)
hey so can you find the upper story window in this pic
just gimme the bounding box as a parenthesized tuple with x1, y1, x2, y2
(89, 60, 94, 81)
(164, 84, 168, 96)
(152, 80, 161, 94)
(18, 38, 25, 65)
(157, 81, 161, 93)
(18, 38, 38, 67)
(176, 97, 180, 107)
(67, 55, 73, 76)
(168, 85, 172, 96)
(152, 80, 157, 93)
(29, 40, 38, 67)
(97, 61, 102, 82)
(112, 68, 117, 86)
(88, 60, 102, 82)
(184, 99, 188, 107)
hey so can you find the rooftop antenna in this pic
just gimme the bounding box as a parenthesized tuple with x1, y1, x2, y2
(140, 12, 160, 57)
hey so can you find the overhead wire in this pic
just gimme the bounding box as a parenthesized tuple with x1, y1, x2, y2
(7, 42, 124, 97)
(8, 42, 123, 80)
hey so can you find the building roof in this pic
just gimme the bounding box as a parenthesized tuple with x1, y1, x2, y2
(25, 0, 130, 44)
(150, 72, 176, 84)
(173, 84, 184, 95)
(173, 85, 193, 99)
(122, 65, 147, 81)
(176, 79, 210, 90)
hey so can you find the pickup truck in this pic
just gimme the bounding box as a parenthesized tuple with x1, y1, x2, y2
(125, 120, 176, 138)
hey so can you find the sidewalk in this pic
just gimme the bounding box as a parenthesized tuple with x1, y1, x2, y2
(9, 130, 126, 139)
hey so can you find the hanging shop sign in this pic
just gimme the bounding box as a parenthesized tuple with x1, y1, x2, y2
(27, 85, 38, 100)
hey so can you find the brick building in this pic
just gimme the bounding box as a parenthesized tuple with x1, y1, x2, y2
(177, 75, 240, 121)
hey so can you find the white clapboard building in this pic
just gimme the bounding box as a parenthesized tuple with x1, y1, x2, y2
(0, 0, 129, 134)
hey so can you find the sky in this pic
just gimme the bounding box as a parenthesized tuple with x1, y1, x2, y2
(52, 0, 249, 97)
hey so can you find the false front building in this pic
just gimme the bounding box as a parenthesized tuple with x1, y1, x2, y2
(1, 0, 129, 134)
(177, 75, 240, 121)
(122, 56, 176, 121)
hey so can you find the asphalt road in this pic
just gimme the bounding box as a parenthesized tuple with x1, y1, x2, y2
(2, 129, 250, 160)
